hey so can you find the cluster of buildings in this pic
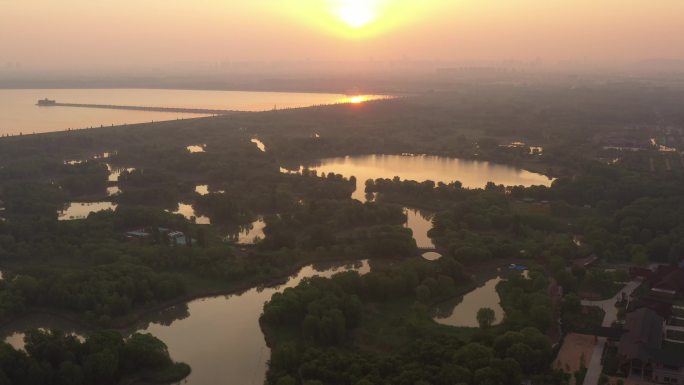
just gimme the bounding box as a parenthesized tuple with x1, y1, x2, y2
(497, 141, 545, 156)
(603, 264, 684, 383)
(125, 227, 192, 246)
(616, 307, 684, 383)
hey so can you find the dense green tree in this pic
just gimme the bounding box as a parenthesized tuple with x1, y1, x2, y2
(477, 307, 496, 329)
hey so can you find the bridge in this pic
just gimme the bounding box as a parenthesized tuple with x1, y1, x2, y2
(38, 101, 236, 115)
(416, 247, 446, 256)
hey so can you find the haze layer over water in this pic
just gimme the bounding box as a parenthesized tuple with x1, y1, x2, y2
(0, 89, 385, 135)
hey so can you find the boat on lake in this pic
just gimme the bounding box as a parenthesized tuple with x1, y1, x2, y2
(36, 98, 56, 106)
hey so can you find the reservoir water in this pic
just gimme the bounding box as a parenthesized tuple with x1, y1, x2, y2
(0, 89, 386, 135)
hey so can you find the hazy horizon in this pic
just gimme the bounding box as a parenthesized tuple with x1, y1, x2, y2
(2, 0, 684, 75)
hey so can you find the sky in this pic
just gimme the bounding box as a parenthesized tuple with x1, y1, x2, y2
(1, 0, 683, 72)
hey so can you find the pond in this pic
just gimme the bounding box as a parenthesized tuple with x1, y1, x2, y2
(404, 207, 434, 248)
(187, 145, 206, 153)
(291, 154, 553, 201)
(432, 276, 505, 328)
(3, 314, 87, 350)
(421, 252, 442, 261)
(433, 269, 531, 328)
(251, 138, 267, 152)
(194, 185, 227, 196)
(222, 217, 267, 244)
(58, 202, 117, 221)
(172, 203, 211, 225)
(195, 185, 209, 195)
(1, 260, 371, 385)
(107, 164, 135, 182)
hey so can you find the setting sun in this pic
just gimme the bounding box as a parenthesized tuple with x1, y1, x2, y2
(349, 95, 368, 103)
(336, 0, 379, 28)
(274, 0, 440, 40)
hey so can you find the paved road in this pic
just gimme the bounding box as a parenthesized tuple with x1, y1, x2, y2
(582, 280, 642, 327)
(581, 279, 642, 385)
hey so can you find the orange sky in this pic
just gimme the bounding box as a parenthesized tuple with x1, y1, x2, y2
(1, 0, 683, 71)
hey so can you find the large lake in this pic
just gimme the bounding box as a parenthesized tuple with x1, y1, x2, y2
(297, 154, 554, 201)
(0, 89, 385, 135)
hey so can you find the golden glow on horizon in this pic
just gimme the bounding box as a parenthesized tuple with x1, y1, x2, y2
(349, 95, 369, 103)
(335, 95, 387, 104)
(4, 1, 684, 68)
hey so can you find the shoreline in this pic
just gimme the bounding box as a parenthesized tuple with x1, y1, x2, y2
(289, 152, 560, 185)
(0, 93, 396, 139)
(0, 254, 534, 336)
(0, 256, 392, 335)
(0, 255, 529, 337)
(259, 257, 532, 348)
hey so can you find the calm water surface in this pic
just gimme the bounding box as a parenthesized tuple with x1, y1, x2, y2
(2, 260, 371, 385)
(433, 269, 530, 327)
(251, 138, 267, 152)
(288, 154, 549, 249)
(0, 89, 386, 135)
(404, 208, 434, 248)
(58, 202, 117, 221)
(422, 252, 442, 261)
(106, 186, 120, 196)
(223, 218, 267, 244)
(107, 165, 135, 182)
(298, 154, 553, 201)
(189, 185, 267, 243)
(187, 145, 206, 153)
(433, 276, 504, 328)
(173, 203, 211, 225)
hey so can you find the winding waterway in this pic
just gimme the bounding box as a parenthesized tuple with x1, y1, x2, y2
(404, 207, 435, 249)
(18, 154, 551, 383)
(1, 260, 371, 385)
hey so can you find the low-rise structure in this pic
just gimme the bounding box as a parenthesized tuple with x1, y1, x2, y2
(618, 308, 684, 383)
(651, 267, 684, 297)
(124, 227, 191, 246)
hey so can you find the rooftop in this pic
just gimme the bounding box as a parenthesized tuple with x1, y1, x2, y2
(653, 268, 684, 294)
(618, 308, 664, 363)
